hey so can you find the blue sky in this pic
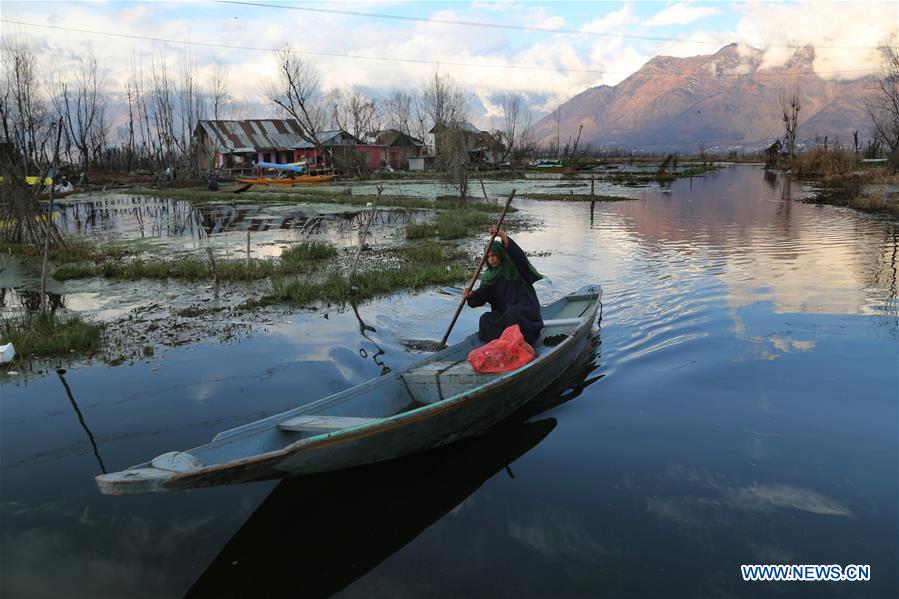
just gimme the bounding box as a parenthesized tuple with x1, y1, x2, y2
(0, 1, 893, 123)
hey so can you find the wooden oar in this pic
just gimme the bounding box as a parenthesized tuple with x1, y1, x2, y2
(433, 189, 516, 350)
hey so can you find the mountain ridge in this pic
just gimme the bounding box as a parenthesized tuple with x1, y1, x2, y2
(532, 43, 872, 153)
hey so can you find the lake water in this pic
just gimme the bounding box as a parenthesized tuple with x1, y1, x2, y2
(1, 165, 897, 598)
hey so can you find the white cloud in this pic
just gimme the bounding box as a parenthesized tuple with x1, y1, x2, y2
(581, 2, 638, 34)
(645, 3, 722, 27)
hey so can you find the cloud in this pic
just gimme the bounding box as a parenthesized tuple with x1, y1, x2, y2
(581, 2, 638, 34)
(645, 3, 722, 27)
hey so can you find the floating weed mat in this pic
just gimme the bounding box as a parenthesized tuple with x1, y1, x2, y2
(1, 312, 103, 362)
(53, 241, 337, 282)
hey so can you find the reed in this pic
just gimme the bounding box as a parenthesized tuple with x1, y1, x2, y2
(1, 312, 103, 362)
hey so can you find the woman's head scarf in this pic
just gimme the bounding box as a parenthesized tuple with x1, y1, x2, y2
(480, 239, 544, 284)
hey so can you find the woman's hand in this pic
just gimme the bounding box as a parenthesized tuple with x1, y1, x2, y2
(489, 227, 509, 246)
(463, 288, 472, 299)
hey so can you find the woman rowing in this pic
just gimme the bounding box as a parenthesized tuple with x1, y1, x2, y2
(463, 227, 544, 344)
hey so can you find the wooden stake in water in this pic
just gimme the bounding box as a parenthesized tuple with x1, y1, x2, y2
(246, 229, 251, 268)
(206, 246, 219, 286)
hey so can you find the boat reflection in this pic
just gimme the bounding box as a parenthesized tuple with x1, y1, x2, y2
(187, 335, 602, 599)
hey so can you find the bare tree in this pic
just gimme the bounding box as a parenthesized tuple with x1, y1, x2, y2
(51, 45, 108, 174)
(0, 37, 53, 172)
(421, 70, 470, 201)
(330, 88, 381, 139)
(779, 87, 801, 160)
(500, 93, 536, 164)
(209, 61, 231, 120)
(0, 38, 65, 245)
(867, 43, 899, 169)
(267, 46, 327, 149)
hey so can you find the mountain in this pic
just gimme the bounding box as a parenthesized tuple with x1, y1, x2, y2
(532, 44, 873, 153)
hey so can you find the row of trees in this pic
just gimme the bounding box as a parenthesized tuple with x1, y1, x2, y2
(1, 38, 539, 183)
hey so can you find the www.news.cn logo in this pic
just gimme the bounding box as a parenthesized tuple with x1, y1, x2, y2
(741, 564, 871, 582)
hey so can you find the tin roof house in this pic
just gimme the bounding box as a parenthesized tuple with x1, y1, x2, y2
(194, 119, 306, 174)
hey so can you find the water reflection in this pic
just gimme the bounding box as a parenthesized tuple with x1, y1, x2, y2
(0, 288, 66, 313)
(53, 195, 422, 248)
(56, 368, 106, 474)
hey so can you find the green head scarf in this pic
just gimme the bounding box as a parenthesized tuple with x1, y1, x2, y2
(480, 239, 544, 284)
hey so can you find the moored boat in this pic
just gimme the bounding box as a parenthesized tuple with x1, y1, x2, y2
(96, 284, 603, 495)
(236, 174, 337, 185)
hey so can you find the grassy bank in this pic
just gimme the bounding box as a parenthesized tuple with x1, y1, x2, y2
(53, 241, 337, 281)
(778, 148, 899, 218)
(129, 187, 512, 213)
(1, 312, 103, 365)
(0, 238, 132, 265)
(246, 242, 469, 307)
(405, 206, 498, 240)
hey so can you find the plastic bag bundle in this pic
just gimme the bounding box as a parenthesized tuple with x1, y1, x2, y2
(467, 324, 536, 373)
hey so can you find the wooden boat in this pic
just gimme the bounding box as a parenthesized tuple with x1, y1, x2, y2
(96, 284, 603, 495)
(236, 174, 337, 185)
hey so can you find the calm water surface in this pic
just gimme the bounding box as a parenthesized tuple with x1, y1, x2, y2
(1, 165, 897, 598)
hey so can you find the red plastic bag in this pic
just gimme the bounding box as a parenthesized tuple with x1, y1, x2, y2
(467, 324, 536, 373)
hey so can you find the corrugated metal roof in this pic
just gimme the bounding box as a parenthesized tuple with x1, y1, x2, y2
(198, 119, 305, 152)
(291, 130, 364, 149)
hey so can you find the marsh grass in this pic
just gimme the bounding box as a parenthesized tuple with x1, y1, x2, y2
(1, 312, 103, 361)
(0, 238, 132, 264)
(261, 264, 466, 306)
(53, 241, 337, 281)
(130, 188, 510, 213)
(246, 242, 469, 307)
(405, 223, 435, 239)
(436, 207, 494, 239)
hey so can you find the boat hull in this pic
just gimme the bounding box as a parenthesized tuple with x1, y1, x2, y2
(96, 286, 602, 494)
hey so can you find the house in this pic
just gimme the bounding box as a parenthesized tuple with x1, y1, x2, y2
(371, 129, 426, 170)
(293, 130, 383, 172)
(194, 119, 305, 174)
(428, 121, 506, 166)
(408, 156, 437, 172)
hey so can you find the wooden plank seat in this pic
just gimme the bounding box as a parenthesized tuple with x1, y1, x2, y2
(278, 415, 379, 433)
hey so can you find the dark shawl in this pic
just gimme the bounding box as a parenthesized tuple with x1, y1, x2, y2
(466, 236, 544, 344)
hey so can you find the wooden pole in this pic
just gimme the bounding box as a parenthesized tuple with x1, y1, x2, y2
(206, 246, 219, 286)
(349, 185, 382, 287)
(40, 118, 64, 315)
(246, 229, 251, 268)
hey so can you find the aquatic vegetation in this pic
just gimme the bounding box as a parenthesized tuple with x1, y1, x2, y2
(0, 238, 132, 264)
(129, 188, 512, 213)
(280, 240, 337, 262)
(53, 241, 337, 282)
(405, 223, 434, 240)
(1, 312, 103, 362)
(245, 242, 469, 307)
(519, 193, 635, 201)
(259, 265, 466, 307)
(435, 207, 494, 239)
(175, 306, 227, 318)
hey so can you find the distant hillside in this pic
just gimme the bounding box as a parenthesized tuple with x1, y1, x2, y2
(532, 44, 873, 153)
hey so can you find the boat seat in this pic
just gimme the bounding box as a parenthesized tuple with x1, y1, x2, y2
(278, 415, 378, 433)
(402, 359, 498, 405)
(541, 318, 581, 327)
